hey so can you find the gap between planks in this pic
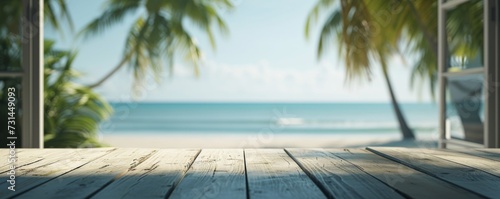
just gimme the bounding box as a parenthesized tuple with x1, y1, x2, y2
(15, 148, 158, 199)
(91, 149, 201, 199)
(367, 147, 500, 199)
(169, 149, 246, 199)
(285, 148, 404, 199)
(328, 148, 482, 199)
(0, 148, 116, 198)
(245, 149, 327, 199)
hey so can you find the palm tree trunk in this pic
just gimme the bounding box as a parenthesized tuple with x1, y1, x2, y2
(382, 67, 416, 140)
(88, 54, 129, 89)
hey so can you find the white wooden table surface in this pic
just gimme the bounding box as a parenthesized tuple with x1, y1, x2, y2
(1, 147, 499, 199)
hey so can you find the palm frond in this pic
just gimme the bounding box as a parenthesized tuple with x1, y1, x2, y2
(79, 0, 141, 39)
(305, 0, 336, 39)
(44, 0, 74, 31)
(83, 0, 234, 91)
(44, 40, 113, 148)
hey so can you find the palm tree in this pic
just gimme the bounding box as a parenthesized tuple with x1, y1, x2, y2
(44, 40, 113, 147)
(394, 1, 483, 143)
(305, 0, 420, 139)
(80, 0, 234, 91)
(306, 0, 484, 140)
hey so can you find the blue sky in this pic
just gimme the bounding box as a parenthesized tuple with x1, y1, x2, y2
(45, 0, 433, 103)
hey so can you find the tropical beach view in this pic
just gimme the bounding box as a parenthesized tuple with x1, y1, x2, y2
(1, 0, 490, 149)
(2, 1, 500, 198)
(99, 102, 438, 148)
(45, 0, 439, 148)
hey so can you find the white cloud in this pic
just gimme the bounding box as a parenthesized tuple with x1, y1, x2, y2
(92, 53, 433, 103)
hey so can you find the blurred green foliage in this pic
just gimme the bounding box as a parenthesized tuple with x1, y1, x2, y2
(43, 40, 112, 147)
(0, 0, 110, 148)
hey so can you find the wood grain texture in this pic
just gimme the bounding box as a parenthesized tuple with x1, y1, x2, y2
(4, 148, 500, 198)
(452, 148, 500, 162)
(327, 148, 482, 199)
(91, 149, 200, 199)
(476, 148, 500, 155)
(245, 149, 326, 199)
(169, 149, 246, 199)
(0, 149, 85, 173)
(417, 149, 500, 178)
(286, 148, 404, 199)
(0, 148, 115, 198)
(0, 149, 50, 171)
(367, 147, 500, 199)
(16, 148, 156, 199)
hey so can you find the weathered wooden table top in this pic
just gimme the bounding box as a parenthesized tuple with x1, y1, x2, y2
(1, 147, 499, 199)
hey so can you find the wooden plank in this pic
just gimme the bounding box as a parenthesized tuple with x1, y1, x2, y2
(327, 148, 482, 199)
(0, 148, 115, 198)
(245, 149, 326, 199)
(0, 148, 113, 175)
(0, 148, 116, 171)
(0, 149, 46, 171)
(15, 148, 156, 199)
(452, 148, 500, 162)
(0, 149, 80, 172)
(286, 148, 404, 199)
(367, 147, 500, 199)
(91, 149, 200, 199)
(477, 148, 500, 155)
(417, 149, 500, 178)
(169, 149, 246, 199)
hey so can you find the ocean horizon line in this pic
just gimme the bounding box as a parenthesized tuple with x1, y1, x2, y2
(108, 101, 438, 105)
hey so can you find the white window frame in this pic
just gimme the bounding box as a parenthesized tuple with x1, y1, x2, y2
(22, 0, 44, 148)
(0, 0, 44, 148)
(438, 0, 500, 148)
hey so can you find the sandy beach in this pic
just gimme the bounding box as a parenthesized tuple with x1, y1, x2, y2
(100, 133, 438, 148)
(95, 103, 439, 149)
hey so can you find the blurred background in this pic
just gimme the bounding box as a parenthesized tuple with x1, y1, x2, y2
(1, 0, 484, 148)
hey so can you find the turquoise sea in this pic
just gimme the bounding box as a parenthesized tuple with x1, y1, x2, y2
(100, 103, 439, 138)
